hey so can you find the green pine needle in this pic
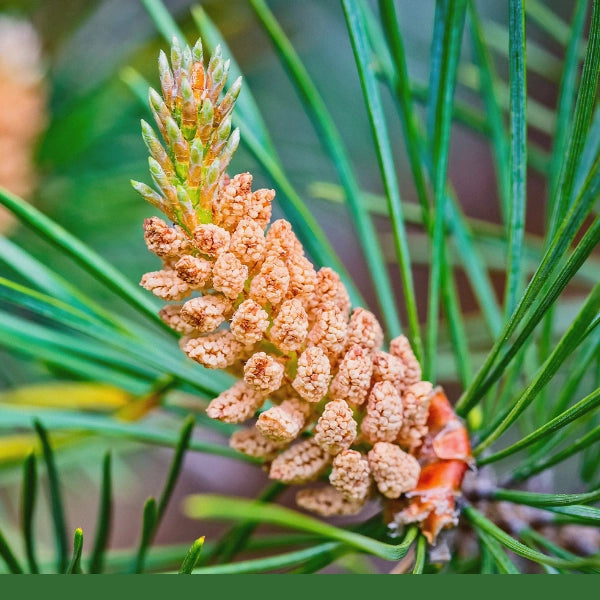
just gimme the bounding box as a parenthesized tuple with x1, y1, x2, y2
(34, 420, 69, 573)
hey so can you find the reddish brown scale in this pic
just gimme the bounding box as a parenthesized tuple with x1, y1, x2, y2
(392, 388, 472, 544)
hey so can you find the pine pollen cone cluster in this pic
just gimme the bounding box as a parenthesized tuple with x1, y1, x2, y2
(0, 17, 46, 232)
(135, 37, 472, 544)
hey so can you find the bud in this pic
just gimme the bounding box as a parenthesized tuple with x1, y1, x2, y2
(205, 158, 220, 187)
(188, 138, 205, 188)
(158, 50, 174, 107)
(308, 267, 351, 322)
(247, 187, 274, 230)
(174, 254, 212, 287)
(230, 299, 270, 345)
(269, 299, 308, 353)
(372, 351, 405, 388)
(218, 128, 240, 173)
(170, 36, 182, 74)
(207, 44, 223, 91)
(142, 217, 192, 258)
(176, 185, 193, 211)
(159, 304, 196, 335)
(148, 86, 167, 114)
(190, 59, 205, 95)
(330, 450, 371, 503)
(269, 438, 330, 484)
(180, 294, 230, 333)
(183, 330, 249, 370)
(148, 157, 177, 205)
(197, 97, 215, 145)
(256, 397, 309, 443)
(212, 252, 248, 299)
(166, 116, 189, 170)
(200, 159, 221, 214)
(141, 119, 174, 177)
(176, 186, 199, 232)
(230, 427, 286, 460)
(199, 97, 214, 126)
(329, 345, 373, 406)
(148, 87, 170, 139)
(140, 269, 190, 301)
(346, 308, 383, 353)
(360, 381, 403, 444)
(368, 443, 420, 499)
(131, 180, 167, 214)
(287, 252, 317, 299)
(295, 487, 364, 517)
(206, 381, 266, 423)
(180, 72, 197, 134)
(181, 44, 192, 73)
(397, 381, 433, 450)
(212, 58, 230, 98)
(250, 254, 290, 307)
(192, 38, 203, 63)
(244, 352, 285, 394)
(389, 335, 422, 388)
(307, 301, 348, 360)
(216, 76, 242, 123)
(214, 115, 232, 151)
(209, 58, 225, 94)
(229, 218, 266, 267)
(314, 399, 357, 455)
(193, 224, 230, 256)
(292, 346, 330, 403)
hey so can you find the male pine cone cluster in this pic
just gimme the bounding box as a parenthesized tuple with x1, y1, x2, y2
(141, 182, 430, 507)
(0, 17, 46, 232)
(135, 38, 471, 544)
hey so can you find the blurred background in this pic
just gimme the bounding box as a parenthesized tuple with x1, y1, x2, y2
(0, 0, 584, 570)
